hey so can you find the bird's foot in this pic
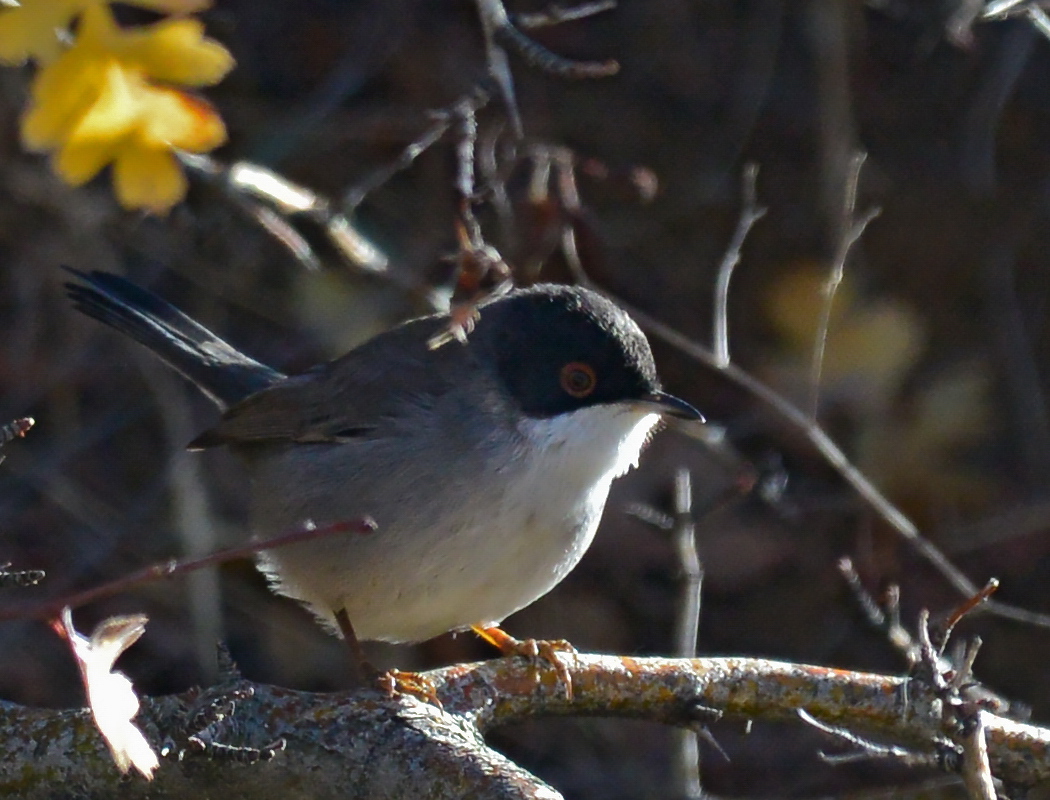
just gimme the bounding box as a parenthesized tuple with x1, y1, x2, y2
(334, 608, 441, 707)
(472, 625, 578, 700)
(372, 668, 442, 708)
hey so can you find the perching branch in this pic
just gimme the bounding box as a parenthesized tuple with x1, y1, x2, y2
(4, 653, 1050, 799)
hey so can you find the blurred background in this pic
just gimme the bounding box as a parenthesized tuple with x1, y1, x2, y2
(3, 1, 1050, 797)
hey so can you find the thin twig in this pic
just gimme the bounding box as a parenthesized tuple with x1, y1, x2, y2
(936, 579, 999, 652)
(1026, 6, 1050, 39)
(838, 559, 922, 666)
(578, 280, 1050, 628)
(0, 564, 45, 588)
(342, 92, 491, 214)
(179, 153, 390, 276)
(428, 99, 513, 348)
(493, 23, 619, 78)
(807, 151, 881, 420)
(0, 417, 33, 447)
(837, 557, 888, 629)
(961, 711, 998, 800)
(670, 468, 704, 799)
(133, 355, 223, 682)
(798, 709, 940, 768)
(0, 518, 376, 624)
(474, 0, 619, 138)
(982, 0, 1031, 18)
(515, 1, 617, 29)
(712, 162, 766, 367)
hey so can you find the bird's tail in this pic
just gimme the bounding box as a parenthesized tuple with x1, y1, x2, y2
(65, 268, 284, 410)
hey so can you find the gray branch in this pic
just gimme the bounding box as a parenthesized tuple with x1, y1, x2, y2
(4, 654, 1050, 798)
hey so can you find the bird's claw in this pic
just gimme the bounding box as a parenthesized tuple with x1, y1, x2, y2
(508, 637, 578, 700)
(373, 668, 442, 709)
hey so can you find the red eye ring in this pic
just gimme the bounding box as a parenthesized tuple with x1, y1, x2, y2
(560, 362, 597, 398)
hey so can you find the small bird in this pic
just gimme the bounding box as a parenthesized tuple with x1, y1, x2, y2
(66, 270, 701, 683)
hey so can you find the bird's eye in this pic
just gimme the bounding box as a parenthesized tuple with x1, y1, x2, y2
(560, 362, 597, 398)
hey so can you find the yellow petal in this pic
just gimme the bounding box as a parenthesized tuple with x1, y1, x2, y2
(0, 0, 82, 64)
(70, 1, 120, 51)
(124, 0, 211, 12)
(53, 133, 121, 186)
(113, 144, 187, 213)
(21, 50, 108, 149)
(66, 61, 142, 141)
(115, 17, 233, 86)
(138, 86, 226, 151)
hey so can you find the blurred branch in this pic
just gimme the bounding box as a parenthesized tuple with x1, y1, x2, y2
(133, 355, 223, 683)
(514, 2, 617, 29)
(625, 469, 707, 799)
(180, 153, 390, 276)
(806, 0, 860, 223)
(712, 162, 766, 368)
(960, 20, 1036, 193)
(4, 653, 1050, 798)
(808, 151, 881, 420)
(474, 0, 619, 137)
(669, 469, 704, 800)
(579, 279, 1050, 629)
(0, 417, 33, 449)
(0, 518, 376, 624)
(983, 0, 1050, 42)
(0, 563, 44, 589)
(540, 140, 1048, 629)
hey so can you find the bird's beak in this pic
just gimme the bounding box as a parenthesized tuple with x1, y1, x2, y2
(638, 391, 704, 421)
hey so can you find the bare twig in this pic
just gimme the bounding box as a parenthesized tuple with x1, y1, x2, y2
(1024, 6, 1050, 39)
(712, 162, 766, 367)
(799, 708, 941, 768)
(838, 560, 924, 666)
(578, 279, 1050, 628)
(807, 151, 881, 420)
(935, 579, 999, 652)
(837, 557, 884, 627)
(0, 518, 376, 624)
(514, 1, 617, 29)
(179, 153, 389, 276)
(492, 23, 619, 79)
(670, 469, 704, 799)
(342, 92, 492, 215)
(133, 355, 223, 683)
(474, 0, 619, 138)
(0, 416, 33, 447)
(960, 711, 998, 800)
(428, 99, 513, 348)
(0, 563, 45, 588)
(982, 0, 1032, 18)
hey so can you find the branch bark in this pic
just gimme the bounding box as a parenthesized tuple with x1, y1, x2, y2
(3, 654, 1049, 799)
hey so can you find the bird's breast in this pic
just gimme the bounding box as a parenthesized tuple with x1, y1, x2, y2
(252, 406, 660, 643)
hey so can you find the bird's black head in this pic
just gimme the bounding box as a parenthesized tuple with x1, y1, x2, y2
(474, 285, 699, 420)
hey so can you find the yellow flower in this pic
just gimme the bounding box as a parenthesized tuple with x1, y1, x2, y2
(0, 0, 85, 64)
(125, 0, 212, 12)
(0, 0, 213, 66)
(20, 2, 232, 212)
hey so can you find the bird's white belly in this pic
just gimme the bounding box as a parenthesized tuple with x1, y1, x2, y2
(258, 406, 660, 643)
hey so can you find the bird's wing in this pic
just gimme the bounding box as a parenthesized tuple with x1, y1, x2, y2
(189, 316, 462, 449)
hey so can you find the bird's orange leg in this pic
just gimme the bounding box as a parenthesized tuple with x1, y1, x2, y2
(336, 608, 440, 706)
(472, 624, 577, 700)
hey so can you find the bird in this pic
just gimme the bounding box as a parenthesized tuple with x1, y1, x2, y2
(66, 269, 701, 688)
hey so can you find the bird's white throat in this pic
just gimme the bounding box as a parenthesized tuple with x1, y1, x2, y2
(516, 404, 661, 485)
